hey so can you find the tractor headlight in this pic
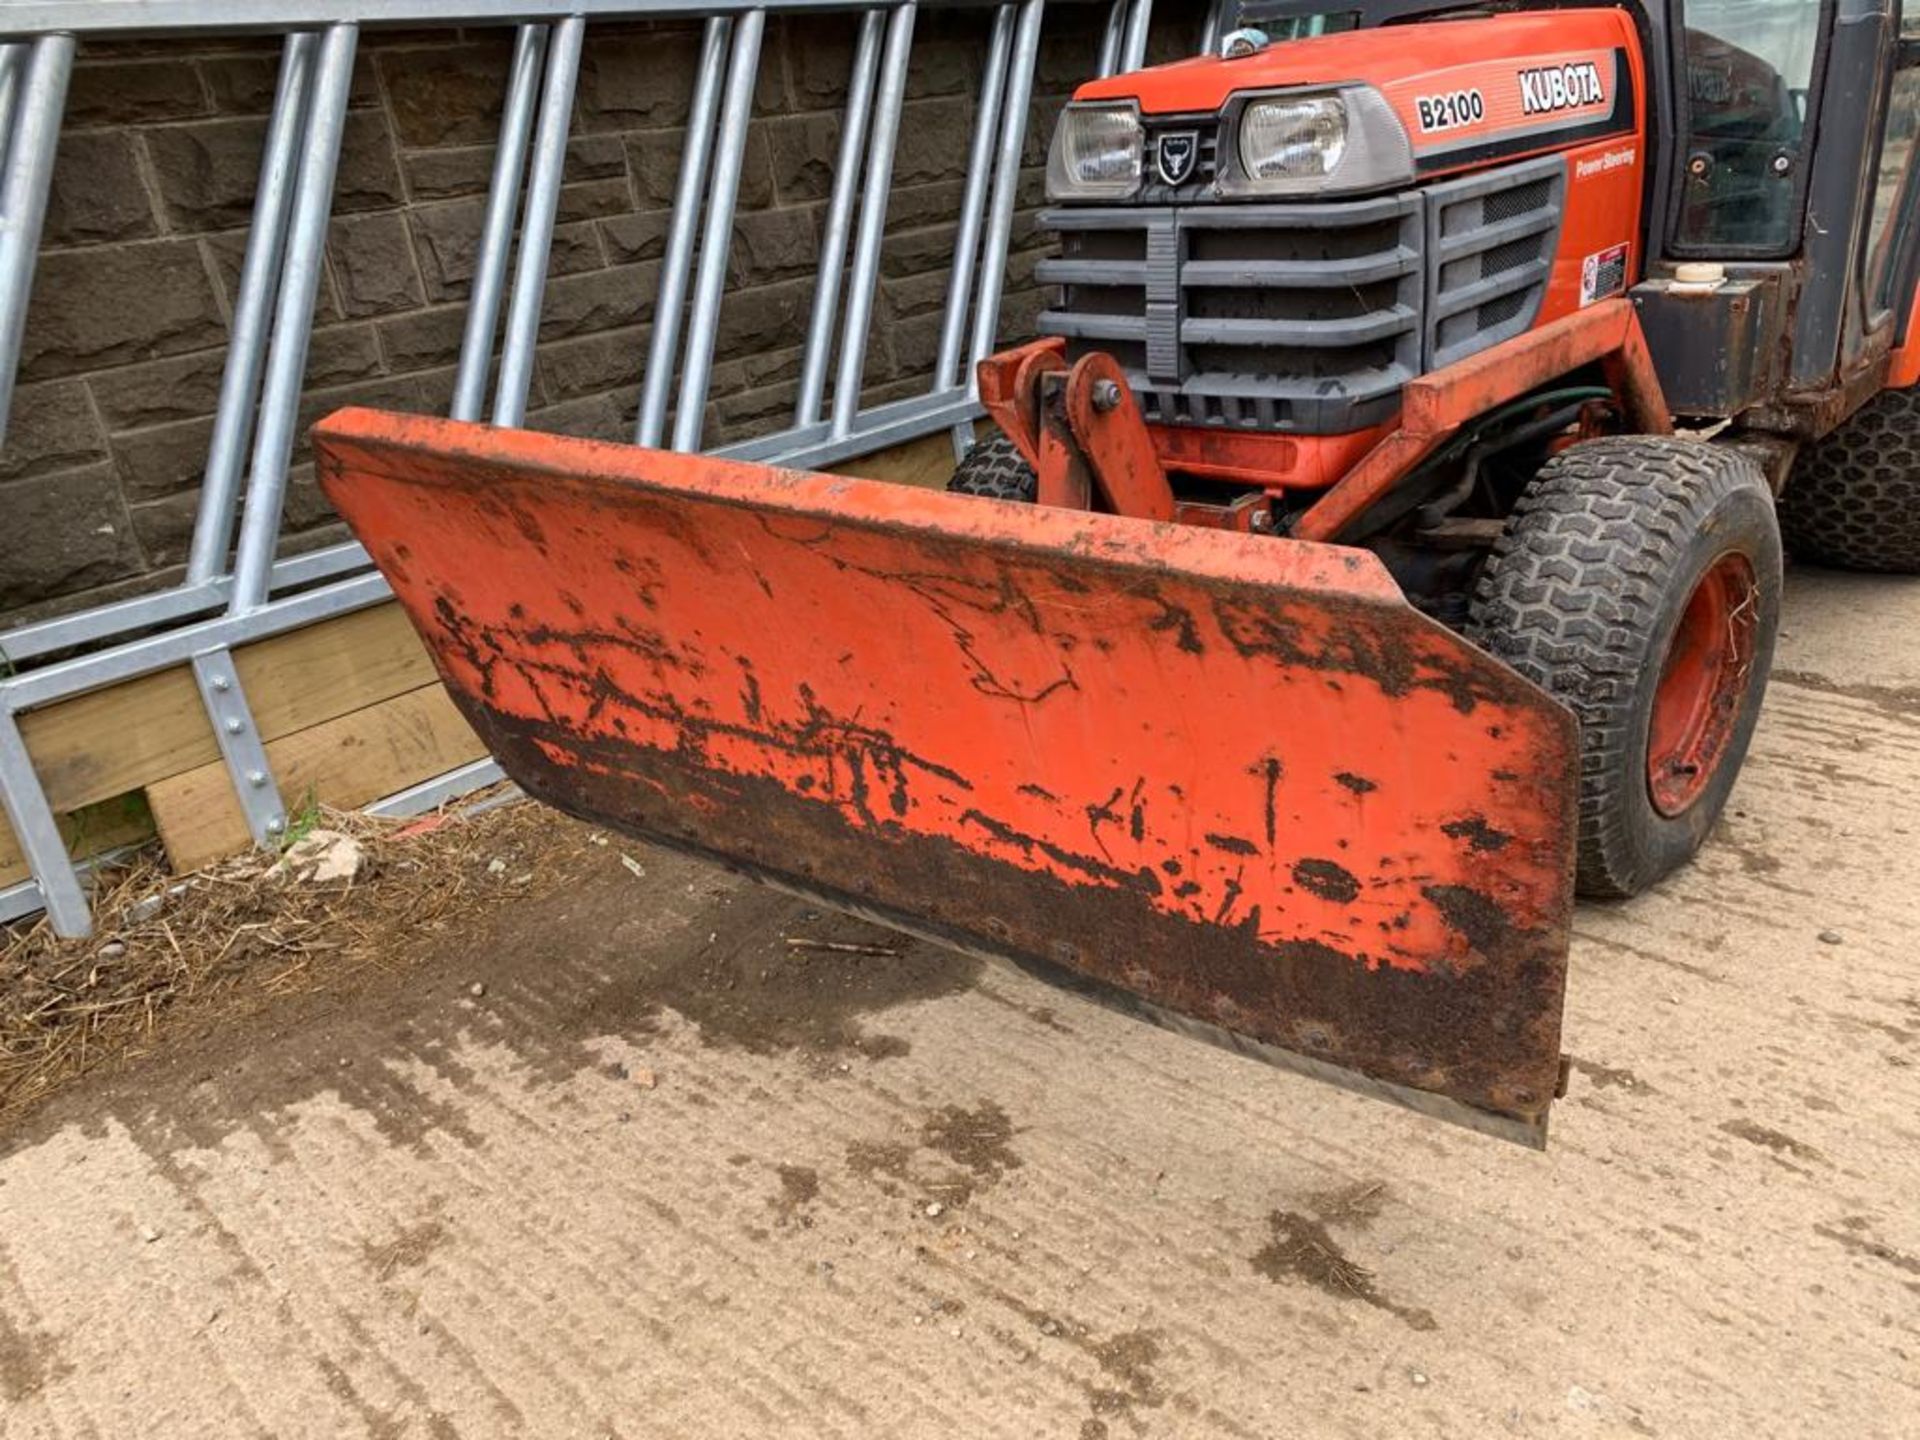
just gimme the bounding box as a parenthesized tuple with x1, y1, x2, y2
(1046, 102, 1143, 201)
(1222, 86, 1414, 197)
(1240, 95, 1349, 181)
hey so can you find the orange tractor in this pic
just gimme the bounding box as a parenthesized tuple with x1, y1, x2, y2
(315, 1, 1920, 1145)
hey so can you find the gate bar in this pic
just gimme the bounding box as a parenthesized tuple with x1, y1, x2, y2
(0, 45, 27, 186)
(228, 22, 359, 614)
(186, 31, 317, 584)
(670, 6, 766, 453)
(938, 1, 1015, 455)
(1096, 0, 1125, 75)
(793, 7, 884, 427)
(966, 0, 1042, 386)
(635, 13, 731, 446)
(828, 0, 916, 440)
(0, 709, 85, 935)
(1200, 0, 1226, 54)
(452, 22, 547, 422)
(0, 33, 71, 445)
(3, 544, 370, 667)
(492, 12, 583, 427)
(1119, 0, 1152, 72)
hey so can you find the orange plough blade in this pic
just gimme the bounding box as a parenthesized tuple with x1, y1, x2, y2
(315, 409, 1579, 1145)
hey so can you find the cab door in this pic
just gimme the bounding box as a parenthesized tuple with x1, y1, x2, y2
(1670, 0, 1827, 259)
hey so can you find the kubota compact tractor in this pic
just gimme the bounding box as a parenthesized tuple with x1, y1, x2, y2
(313, 0, 1920, 1145)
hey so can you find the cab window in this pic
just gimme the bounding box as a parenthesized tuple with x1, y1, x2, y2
(1865, 26, 1920, 317)
(1676, 0, 1826, 253)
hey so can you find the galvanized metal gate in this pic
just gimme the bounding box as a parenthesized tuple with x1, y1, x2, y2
(0, 0, 1229, 937)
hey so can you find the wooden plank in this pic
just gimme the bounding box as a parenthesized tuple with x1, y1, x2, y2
(832, 426, 977, 492)
(0, 793, 156, 890)
(147, 682, 487, 872)
(20, 601, 441, 814)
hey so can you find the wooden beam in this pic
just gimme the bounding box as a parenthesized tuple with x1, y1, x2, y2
(146, 682, 486, 873)
(20, 601, 441, 814)
(0, 794, 156, 890)
(832, 426, 976, 491)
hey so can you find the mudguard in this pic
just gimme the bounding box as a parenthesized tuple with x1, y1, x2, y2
(315, 409, 1579, 1146)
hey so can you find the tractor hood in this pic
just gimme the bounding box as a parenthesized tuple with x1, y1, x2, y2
(1074, 8, 1641, 180)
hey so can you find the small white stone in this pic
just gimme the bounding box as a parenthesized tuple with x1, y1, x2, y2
(273, 829, 362, 884)
(924, 1202, 945, 1219)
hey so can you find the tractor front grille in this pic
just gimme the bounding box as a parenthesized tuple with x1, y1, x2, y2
(1034, 155, 1569, 436)
(1037, 194, 1424, 434)
(1425, 154, 1566, 370)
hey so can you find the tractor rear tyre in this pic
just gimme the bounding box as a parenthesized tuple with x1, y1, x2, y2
(1468, 436, 1781, 900)
(1778, 385, 1920, 573)
(947, 433, 1037, 503)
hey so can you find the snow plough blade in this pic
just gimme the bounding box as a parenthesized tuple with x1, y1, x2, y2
(315, 409, 1579, 1146)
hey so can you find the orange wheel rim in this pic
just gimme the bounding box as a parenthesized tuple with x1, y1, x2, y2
(1647, 552, 1760, 817)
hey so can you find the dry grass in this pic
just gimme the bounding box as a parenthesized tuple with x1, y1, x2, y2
(0, 792, 586, 1129)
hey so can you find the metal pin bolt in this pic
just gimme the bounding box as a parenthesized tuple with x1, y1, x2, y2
(266, 818, 285, 836)
(1090, 378, 1123, 413)
(1771, 153, 1792, 176)
(211, 675, 231, 692)
(224, 717, 244, 734)
(1250, 509, 1276, 534)
(1688, 155, 1709, 178)
(247, 770, 267, 788)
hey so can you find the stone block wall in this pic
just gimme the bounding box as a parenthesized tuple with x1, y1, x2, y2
(0, 6, 1198, 629)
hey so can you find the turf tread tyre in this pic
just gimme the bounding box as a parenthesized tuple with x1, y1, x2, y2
(1779, 386, 1920, 573)
(947, 434, 1037, 503)
(1468, 436, 1781, 899)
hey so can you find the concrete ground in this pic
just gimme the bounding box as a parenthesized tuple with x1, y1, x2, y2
(2, 565, 1917, 1440)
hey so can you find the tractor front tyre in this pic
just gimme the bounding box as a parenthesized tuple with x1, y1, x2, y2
(1469, 437, 1781, 900)
(1779, 386, 1920, 573)
(947, 433, 1037, 503)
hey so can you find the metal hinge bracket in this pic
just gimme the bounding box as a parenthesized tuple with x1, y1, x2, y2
(190, 648, 288, 848)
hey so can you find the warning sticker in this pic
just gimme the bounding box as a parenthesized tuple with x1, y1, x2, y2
(1581, 243, 1629, 307)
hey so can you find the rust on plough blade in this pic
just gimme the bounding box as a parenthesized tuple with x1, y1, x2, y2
(315, 409, 1579, 1146)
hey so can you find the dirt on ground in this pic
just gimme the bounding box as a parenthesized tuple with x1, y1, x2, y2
(0, 565, 1917, 1438)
